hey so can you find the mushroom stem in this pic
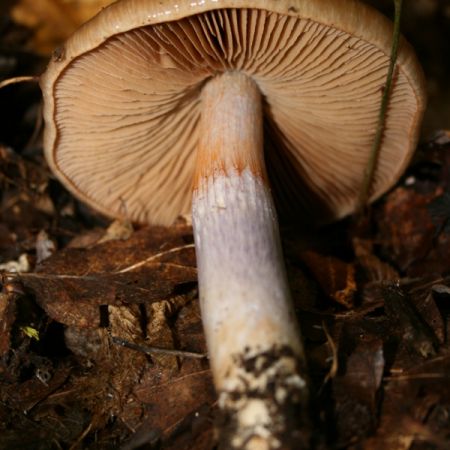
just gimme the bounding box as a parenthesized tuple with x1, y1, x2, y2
(192, 72, 309, 449)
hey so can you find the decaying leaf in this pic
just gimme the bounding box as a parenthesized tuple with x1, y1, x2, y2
(333, 325, 385, 446)
(3, 364, 71, 413)
(378, 187, 437, 271)
(374, 137, 450, 286)
(353, 237, 400, 283)
(145, 294, 195, 369)
(14, 225, 197, 327)
(134, 362, 215, 441)
(98, 218, 134, 243)
(365, 355, 450, 450)
(382, 283, 438, 358)
(301, 251, 357, 309)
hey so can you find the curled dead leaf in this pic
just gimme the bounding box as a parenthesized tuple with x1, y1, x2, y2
(301, 251, 357, 309)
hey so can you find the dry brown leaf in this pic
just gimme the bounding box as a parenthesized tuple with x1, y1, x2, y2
(333, 333, 385, 446)
(3, 364, 71, 413)
(301, 251, 357, 309)
(353, 237, 400, 282)
(134, 363, 215, 440)
(16, 225, 197, 327)
(377, 185, 450, 276)
(383, 284, 438, 358)
(364, 355, 450, 450)
(145, 296, 192, 369)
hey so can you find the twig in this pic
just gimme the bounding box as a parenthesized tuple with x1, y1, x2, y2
(116, 244, 195, 273)
(357, 0, 403, 213)
(68, 421, 93, 450)
(111, 336, 207, 359)
(321, 322, 338, 387)
(0, 76, 39, 90)
(383, 373, 448, 381)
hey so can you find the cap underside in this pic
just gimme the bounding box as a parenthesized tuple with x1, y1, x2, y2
(45, 6, 424, 225)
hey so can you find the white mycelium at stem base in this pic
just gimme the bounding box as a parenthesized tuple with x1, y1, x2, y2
(192, 72, 308, 449)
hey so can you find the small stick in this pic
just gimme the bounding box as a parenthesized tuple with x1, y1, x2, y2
(68, 421, 93, 450)
(117, 243, 195, 273)
(357, 0, 404, 213)
(383, 373, 447, 381)
(111, 336, 207, 359)
(321, 321, 339, 386)
(0, 76, 39, 90)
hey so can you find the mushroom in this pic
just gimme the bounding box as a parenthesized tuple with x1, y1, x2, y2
(40, 0, 426, 448)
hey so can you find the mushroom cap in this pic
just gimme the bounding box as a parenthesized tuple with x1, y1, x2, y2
(41, 0, 426, 225)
